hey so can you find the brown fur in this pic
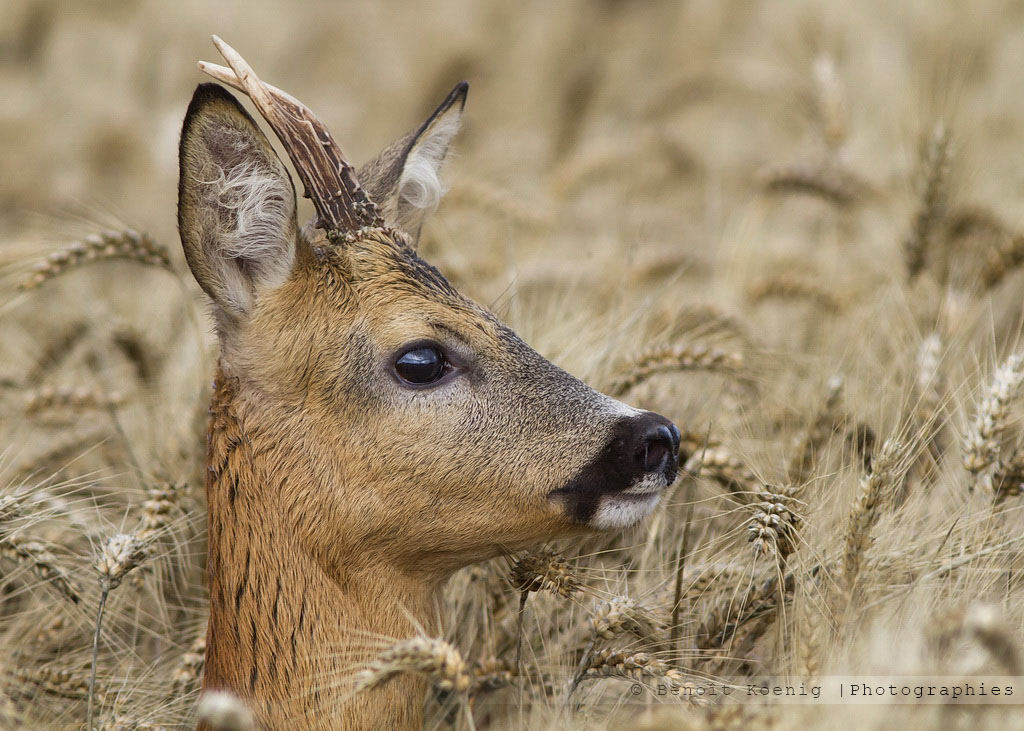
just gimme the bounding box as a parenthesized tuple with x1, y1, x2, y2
(180, 78, 665, 728)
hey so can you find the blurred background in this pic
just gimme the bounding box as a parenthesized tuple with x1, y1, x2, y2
(6, 1, 1024, 728)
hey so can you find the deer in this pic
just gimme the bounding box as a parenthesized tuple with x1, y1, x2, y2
(178, 36, 680, 730)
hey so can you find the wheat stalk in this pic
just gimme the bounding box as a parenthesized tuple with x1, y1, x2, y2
(746, 487, 801, 562)
(138, 482, 188, 540)
(508, 550, 581, 599)
(786, 375, 844, 483)
(354, 637, 470, 694)
(756, 160, 865, 207)
(608, 342, 744, 397)
(0, 494, 23, 525)
(0, 538, 81, 603)
(574, 648, 690, 696)
(903, 122, 952, 280)
(963, 351, 1024, 488)
(7, 665, 98, 702)
(17, 230, 172, 291)
(89, 533, 149, 728)
(469, 656, 513, 694)
(23, 385, 126, 413)
(747, 273, 844, 313)
(840, 438, 903, 598)
(171, 632, 207, 698)
(589, 595, 663, 642)
(695, 572, 790, 651)
(992, 450, 1024, 503)
(684, 445, 760, 499)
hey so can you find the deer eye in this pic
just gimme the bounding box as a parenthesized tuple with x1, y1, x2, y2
(394, 346, 448, 385)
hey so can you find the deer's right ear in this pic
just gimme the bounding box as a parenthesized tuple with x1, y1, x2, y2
(357, 82, 467, 244)
(178, 83, 298, 320)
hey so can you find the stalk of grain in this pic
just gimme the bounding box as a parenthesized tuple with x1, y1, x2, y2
(171, 632, 207, 698)
(786, 375, 844, 483)
(88, 533, 149, 728)
(470, 657, 513, 694)
(747, 273, 844, 313)
(574, 648, 689, 692)
(139, 482, 188, 540)
(0, 538, 81, 603)
(991, 450, 1024, 503)
(608, 342, 744, 397)
(589, 595, 663, 642)
(696, 573, 792, 651)
(903, 122, 952, 280)
(746, 487, 801, 562)
(0, 495, 22, 525)
(796, 580, 825, 679)
(839, 438, 903, 600)
(23, 385, 125, 413)
(902, 333, 947, 495)
(963, 351, 1024, 489)
(17, 230, 172, 291)
(509, 549, 581, 668)
(684, 444, 760, 500)
(756, 161, 865, 207)
(8, 666, 97, 702)
(353, 637, 470, 694)
(508, 550, 581, 599)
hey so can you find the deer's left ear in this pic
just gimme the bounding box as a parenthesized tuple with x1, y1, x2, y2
(358, 82, 467, 243)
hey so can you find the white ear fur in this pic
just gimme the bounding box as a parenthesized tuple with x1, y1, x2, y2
(205, 158, 295, 291)
(178, 84, 298, 321)
(356, 82, 467, 241)
(396, 112, 462, 215)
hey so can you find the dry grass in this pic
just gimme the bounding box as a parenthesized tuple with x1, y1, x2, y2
(6, 1, 1024, 729)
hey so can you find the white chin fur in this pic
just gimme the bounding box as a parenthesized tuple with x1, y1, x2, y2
(591, 493, 663, 530)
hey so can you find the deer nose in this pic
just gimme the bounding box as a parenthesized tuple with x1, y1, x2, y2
(632, 415, 680, 477)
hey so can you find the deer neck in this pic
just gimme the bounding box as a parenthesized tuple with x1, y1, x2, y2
(202, 370, 441, 730)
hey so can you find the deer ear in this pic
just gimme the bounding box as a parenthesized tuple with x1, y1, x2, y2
(178, 83, 298, 321)
(358, 82, 467, 243)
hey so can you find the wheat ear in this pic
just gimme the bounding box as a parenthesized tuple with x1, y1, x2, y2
(17, 230, 172, 291)
(609, 342, 744, 397)
(354, 637, 470, 694)
(963, 352, 1024, 489)
(903, 122, 952, 280)
(88, 534, 148, 729)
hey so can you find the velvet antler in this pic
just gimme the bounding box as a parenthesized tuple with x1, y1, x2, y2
(199, 35, 383, 234)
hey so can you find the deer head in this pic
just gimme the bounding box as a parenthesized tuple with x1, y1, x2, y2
(179, 37, 679, 727)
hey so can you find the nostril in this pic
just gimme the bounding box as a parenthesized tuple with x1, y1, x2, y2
(668, 423, 681, 450)
(637, 425, 674, 472)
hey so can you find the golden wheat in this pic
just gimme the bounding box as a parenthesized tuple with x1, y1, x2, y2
(354, 637, 471, 694)
(16, 230, 172, 291)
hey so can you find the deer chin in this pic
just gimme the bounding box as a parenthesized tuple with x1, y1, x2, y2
(591, 490, 664, 530)
(589, 472, 671, 530)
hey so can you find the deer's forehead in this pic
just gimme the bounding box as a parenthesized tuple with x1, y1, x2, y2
(260, 242, 504, 356)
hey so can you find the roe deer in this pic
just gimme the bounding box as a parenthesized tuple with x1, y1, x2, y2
(179, 36, 680, 730)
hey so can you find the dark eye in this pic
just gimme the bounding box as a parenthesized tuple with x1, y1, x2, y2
(394, 346, 448, 385)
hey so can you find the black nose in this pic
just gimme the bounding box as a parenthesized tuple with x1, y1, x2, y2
(633, 415, 680, 475)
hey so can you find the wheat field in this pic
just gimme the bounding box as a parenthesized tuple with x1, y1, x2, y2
(4, 0, 1024, 728)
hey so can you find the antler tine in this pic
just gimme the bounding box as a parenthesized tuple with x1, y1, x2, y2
(200, 35, 383, 235)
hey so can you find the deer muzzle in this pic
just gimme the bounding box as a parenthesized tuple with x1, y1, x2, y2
(548, 411, 680, 529)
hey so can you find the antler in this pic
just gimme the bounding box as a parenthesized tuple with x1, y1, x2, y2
(199, 35, 383, 235)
